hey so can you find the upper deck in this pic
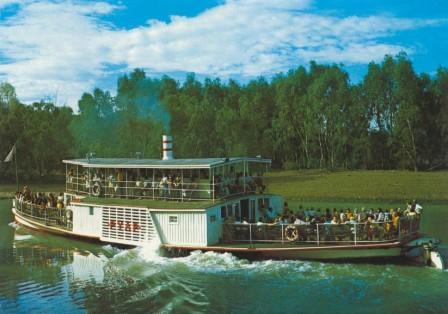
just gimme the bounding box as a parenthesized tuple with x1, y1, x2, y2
(63, 156, 271, 203)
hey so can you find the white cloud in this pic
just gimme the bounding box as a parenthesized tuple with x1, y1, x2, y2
(0, 0, 444, 109)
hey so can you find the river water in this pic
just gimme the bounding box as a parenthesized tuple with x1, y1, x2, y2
(1, 199, 447, 313)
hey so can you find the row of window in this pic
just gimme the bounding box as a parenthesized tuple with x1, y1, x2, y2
(145, 197, 271, 226)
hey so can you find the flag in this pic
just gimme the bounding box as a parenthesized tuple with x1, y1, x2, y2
(4, 144, 16, 162)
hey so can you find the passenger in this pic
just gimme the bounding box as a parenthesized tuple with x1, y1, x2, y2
(254, 174, 265, 194)
(173, 175, 182, 199)
(415, 201, 423, 216)
(135, 176, 143, 198)
(157, 174, 167, 198)
(325, 208, 332, 221)
(331, 216, 339, 224)
(294, 215, 308, 225)
(392, 212, 400, 233)
(346, 208, 353, 220)
(167, 175, 173, 197)
(377, 208, 385, 222)
(339, 209, 346, 223)
(266, 206, 276, 222)
(246, 173, 256, 192)
(365, 216, 374, 241)
(282, 202, 290, 216)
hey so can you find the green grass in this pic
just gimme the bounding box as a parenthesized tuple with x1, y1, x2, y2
(266, 170, 448, 202)
(80, 196, 214, 209)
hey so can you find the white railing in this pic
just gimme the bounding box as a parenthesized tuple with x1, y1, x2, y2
(222, 217, 420, 247)
(14, 198, 72, 230)
(65, 175, 267, 201)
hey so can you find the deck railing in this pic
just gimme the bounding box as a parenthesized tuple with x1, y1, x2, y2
(222, 217, 420, 246)
(66, 175, 266, 201)
(13, 198, 73, 231)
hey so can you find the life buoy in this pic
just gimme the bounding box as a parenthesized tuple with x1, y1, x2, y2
(92, 181, 101, 196)
(285, 225, 299, 241)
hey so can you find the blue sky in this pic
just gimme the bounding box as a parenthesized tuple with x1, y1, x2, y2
(0, 0, 447, 110)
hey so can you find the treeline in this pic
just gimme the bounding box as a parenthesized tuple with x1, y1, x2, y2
(1, 53, 448, 181)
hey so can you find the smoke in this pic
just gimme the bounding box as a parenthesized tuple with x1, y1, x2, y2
(129, 74, 171, 133)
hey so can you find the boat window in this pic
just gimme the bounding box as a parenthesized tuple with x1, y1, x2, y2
(221, 206, 226, 218)
(263, 198, 270, 208)
(234, 203, 240, 220)
(89, 206, 94, 215)
(250, 200, 256, 222)
(210, 215, 216, 223)
(169, 215, 178, 224)
(227, 204, 233, 217)
(258, 198, 263, 209)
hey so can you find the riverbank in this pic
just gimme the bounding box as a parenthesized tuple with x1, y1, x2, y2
(266, 170, 448, 203)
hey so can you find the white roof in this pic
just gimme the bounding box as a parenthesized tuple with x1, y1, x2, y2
(63, 157, 271, 169)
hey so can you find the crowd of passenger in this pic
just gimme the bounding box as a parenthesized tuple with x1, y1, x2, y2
(215, 172, 265, 196)
(14, 186, 71, 228)
(16, 186, 65, 210)
(263, 200, 423, 226)
(225, 200, 422, 242)
(67, 168, 266, 200)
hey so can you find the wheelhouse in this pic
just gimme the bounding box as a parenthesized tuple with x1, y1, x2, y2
(63, 157, 271, 202)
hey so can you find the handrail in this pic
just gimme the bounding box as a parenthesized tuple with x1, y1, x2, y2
(222, 217, 420, 246)
(14, 198, 73, 231)
(65, 175, 266, 201)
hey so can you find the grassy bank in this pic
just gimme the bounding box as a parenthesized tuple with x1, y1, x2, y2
(266, 170, 448, 203)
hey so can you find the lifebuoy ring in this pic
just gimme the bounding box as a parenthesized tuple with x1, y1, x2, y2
(285, 225, 299, 241)
(92, 181, 101, 196)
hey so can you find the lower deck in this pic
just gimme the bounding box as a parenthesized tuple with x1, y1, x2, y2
(12, 194, 424, 262)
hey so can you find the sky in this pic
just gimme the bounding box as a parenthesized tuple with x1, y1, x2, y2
(0, 0, 447, 110)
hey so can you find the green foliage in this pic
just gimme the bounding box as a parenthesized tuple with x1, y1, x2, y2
(1, 53, 448, 183)
(0, 101, 74, 181)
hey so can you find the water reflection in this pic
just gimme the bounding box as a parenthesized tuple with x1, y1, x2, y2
(0, 229, 110, 312)
(1, 229, 210, 313)
(1, 200, 448, 313)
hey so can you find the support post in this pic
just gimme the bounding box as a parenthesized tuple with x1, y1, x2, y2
(125, 169, 128, 198)
(88, 165, 91, 196)
(152, 169, 155, 200)
(281, 224, 284, 245)
(212, 168, 215, 203)
(14, 144, 19, 192)
(65, 163, 68, 193)
(354, 223, 357, 245)
(243, 160, 246, 194)
(249, 223, 252, 248)
(181, 169, 184, 202)
(316, 224, 320, 246)
(76, 165, 79, 193)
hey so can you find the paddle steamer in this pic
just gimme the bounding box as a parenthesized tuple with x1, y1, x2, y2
(11, 136, 444, 266)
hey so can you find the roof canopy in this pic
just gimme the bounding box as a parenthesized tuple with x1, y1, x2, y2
(63, 157, 271, 169)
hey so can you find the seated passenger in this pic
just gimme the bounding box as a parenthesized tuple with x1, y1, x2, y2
(331, 216, 339, 224)
(294, 216, 308, 225)
(377, 209, 385, 222)
(339, 209, 346, 222)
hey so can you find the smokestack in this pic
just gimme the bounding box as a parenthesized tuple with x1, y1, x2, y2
(162, 135, 173, 160)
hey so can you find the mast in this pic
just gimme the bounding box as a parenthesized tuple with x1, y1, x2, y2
(14, 144, 18, 192)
